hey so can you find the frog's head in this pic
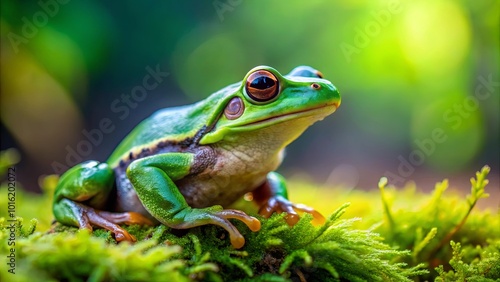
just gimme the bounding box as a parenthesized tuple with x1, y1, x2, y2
(199, 66, 341, 147)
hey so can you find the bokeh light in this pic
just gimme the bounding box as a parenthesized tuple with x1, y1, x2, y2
(0, 0, 498, 194)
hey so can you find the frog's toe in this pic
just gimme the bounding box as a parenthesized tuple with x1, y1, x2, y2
(55, 199, 142, 241)
(258, 196, 325, 226)
(232, 235, 246, 249)
(258, 195, 294, 219)
(97, 211, 155, 226)
(217, 209, 261, 232)
(284, 212, 300, 226)
(77, 214, 93, 230)
(125, 212, 155, 225)
(213, 209, 259, 248)
(202, 212, 247, 249)
(217, 221, 245, 249)
(114, 229, 136, 242)
(74, 205, 138, 242)
(291, 203, 326, 226)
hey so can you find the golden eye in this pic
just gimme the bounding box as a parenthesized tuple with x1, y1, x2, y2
(224, 97, 245, 120)
(315, 70, 324, 78)
(245, 70, 279, 102)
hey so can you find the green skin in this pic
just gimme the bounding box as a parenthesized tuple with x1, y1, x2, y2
(53, 65, 341, 248)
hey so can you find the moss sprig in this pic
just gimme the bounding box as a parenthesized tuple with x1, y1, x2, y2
(429, 166, 491, 259)
(435, 240, 500, 281)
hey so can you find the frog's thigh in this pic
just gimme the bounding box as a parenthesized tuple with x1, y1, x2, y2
(53, 161, 115, 227)
(126, 152, 194, 222)
(127, 152, 261, 248)
(53, 161, 152, 241)
(252, 171, 289, 204)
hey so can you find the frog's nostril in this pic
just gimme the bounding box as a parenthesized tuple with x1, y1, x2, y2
(311, 83, 321, 90)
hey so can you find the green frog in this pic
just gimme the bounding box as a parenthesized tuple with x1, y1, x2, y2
(53, 65, 341, 248)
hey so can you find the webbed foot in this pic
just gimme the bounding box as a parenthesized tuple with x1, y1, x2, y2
(170, 207, 261, 249)
(258, 195, 326, 226)
(56, 199, 154, 242)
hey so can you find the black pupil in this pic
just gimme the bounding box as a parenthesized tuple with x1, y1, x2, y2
(251, 76, 275, 89)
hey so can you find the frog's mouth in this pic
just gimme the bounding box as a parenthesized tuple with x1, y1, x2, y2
(241, 102, 339, 128)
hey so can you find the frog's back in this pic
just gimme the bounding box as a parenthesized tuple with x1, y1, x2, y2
(107, 84, 238, 166)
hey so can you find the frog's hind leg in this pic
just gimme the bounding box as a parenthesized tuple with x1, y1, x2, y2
(253, 172, 326, 226)
(53, 161, 153, 242)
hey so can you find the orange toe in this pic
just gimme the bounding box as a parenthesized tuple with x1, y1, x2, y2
(248, 217, 261, 232)
(231, 236, 245, 249)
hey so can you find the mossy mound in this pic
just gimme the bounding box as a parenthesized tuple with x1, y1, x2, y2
(0, 149, 498, 281)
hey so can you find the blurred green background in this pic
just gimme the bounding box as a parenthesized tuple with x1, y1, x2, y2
(1, 0, 498, 198)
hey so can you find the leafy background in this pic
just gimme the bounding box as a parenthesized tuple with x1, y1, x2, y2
(1, 0, 498, 203)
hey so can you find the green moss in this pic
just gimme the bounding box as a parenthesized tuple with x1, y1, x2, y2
(435, 240, 500, 281)
(0, 150, 498, 281)
(375, 166, 499, 280)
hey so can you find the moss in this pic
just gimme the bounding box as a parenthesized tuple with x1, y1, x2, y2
(0, 150, 498, 281)
(435, 240, 500, 281)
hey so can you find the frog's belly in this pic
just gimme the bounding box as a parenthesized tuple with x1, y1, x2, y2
(176, 168, 267, 208)
(114, 171, 264, 219)
(114, 146, 282, 216)
(179, 145, 282, 207)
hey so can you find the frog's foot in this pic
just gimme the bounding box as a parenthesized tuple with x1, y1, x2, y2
(258, 196, 326, 226)
(171, 208, 261, 249)
(96, 211, 155, 226)
(61, 200, 138, 242)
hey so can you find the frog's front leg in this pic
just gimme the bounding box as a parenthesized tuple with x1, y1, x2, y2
(253, 172, 326, 226)
(126, 151, 261, 249)
(53, 161, 154, 241)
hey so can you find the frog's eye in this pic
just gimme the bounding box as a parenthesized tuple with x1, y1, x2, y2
(315, 71, 324, 79)
(245, 70, 279, 102)
(224, 97, 245, 120)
